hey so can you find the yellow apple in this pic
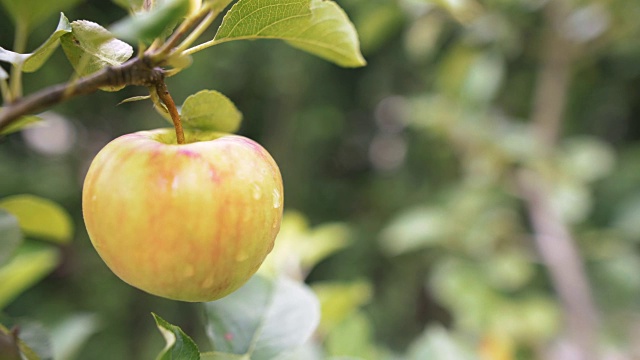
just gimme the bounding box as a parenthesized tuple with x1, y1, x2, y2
(82, 128, 283, 302)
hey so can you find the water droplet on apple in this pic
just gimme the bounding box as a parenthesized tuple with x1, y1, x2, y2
(252, 183, 262, 200)
(201, 277, 214, 289)
(235, 250, 249, 262)
(272, 188, 281, 209)
(183, 265, 195, 278)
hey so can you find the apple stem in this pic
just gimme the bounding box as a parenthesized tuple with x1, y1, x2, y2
(155, 81, 185, 145)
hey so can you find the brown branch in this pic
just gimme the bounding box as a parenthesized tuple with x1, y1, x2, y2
(531, 0, 574, 147)
(518, 170, 599, 360)
(0, 5, 213, 135)
(0, 57, 164, 134)
(523, 1, 600, 358)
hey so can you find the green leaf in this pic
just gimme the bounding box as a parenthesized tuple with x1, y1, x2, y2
(153, 313, 200, 360)
(0, 325, 21, 360)
(312, 281, 372, 335)
(0, 0, 80, 29)
(0, 210, 22, 267)
(259, 212, 351, 278)
(0, 48, 26, 67)
(118, 95, 152, 105)
(111, 0, 191, 43)
(0, 195, 73, 244)
(559, 136, 615, 183)
(406, 326, 475, 360)
(0, 320, 52, 360)
(13, 321, 52, 360)
(180, 90, 242, 133)
(0, 115, 42, 135)
(204, 275, 319, 360)
(50, 314, 101, 360)
(214, 0, 366, 68)
(379, 206, 450, 256)
(0, 13, 68, 71)
(325, 312, 375, 359)
(0, 242, 60, 310)
(23, 14, 73, 72)
(60, 20, 133, 89)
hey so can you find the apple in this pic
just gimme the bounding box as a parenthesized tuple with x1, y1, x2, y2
(82, 128, 283, 302)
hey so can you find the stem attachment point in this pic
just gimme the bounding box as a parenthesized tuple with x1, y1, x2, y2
(155, 81, 185, 145)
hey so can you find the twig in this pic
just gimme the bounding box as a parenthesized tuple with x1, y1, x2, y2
(522, 1, 600, 358)
(8, 21, 28, 101)
(150, 5, 212, 62)
(531, 0, 574, 147)
(517, 170, 599, 360)
(0, 4, 214, 134)
(0, 57, 163, 133)
(174, 9, 216, 54)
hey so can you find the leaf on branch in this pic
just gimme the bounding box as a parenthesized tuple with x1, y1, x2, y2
(10, 321, 53, 360)
(0, 13, 70, 73)
(50, 314, 101, 360)
(312, 280, 372, 336)
(165, 52, 193, 75)
(0, 209, 22, 267)
(180, 90, 242, 133)
(60, 20, 133, 90)
(0, 195, 74, 244)
(259, 212, 351, 278)
(325, 312, 376, 359)
(118, 95, 152, 105)
(111, 0, 191, 43)
(0, 242, 60, 310)
(152, 313, 200, 360)
(0, 325, 21, 360)
(24, 14, 73, 72)
(0, 48, 26, 68)
(204, 275, 320, 360)
(213, 0, 366, 68)
(0, 114, 42, 136)
(0, 323, 41, 360)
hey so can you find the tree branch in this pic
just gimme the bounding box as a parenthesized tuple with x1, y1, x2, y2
(0, 57, 164, 134)
(518, 170, 599, 360)
(531, 0, 574, 148)
(522, 1, 600, 358)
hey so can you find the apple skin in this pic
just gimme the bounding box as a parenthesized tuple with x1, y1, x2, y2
(82, 128, 283, 302)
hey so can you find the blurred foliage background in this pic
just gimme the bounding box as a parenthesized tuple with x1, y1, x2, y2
(2, 0, 640, 358)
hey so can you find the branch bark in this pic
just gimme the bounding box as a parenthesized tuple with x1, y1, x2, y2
(531, 0, 574, 148)
(523, 1, 600, 358)
(518, 171, 599, 360)
(0, 57, 164, 134)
